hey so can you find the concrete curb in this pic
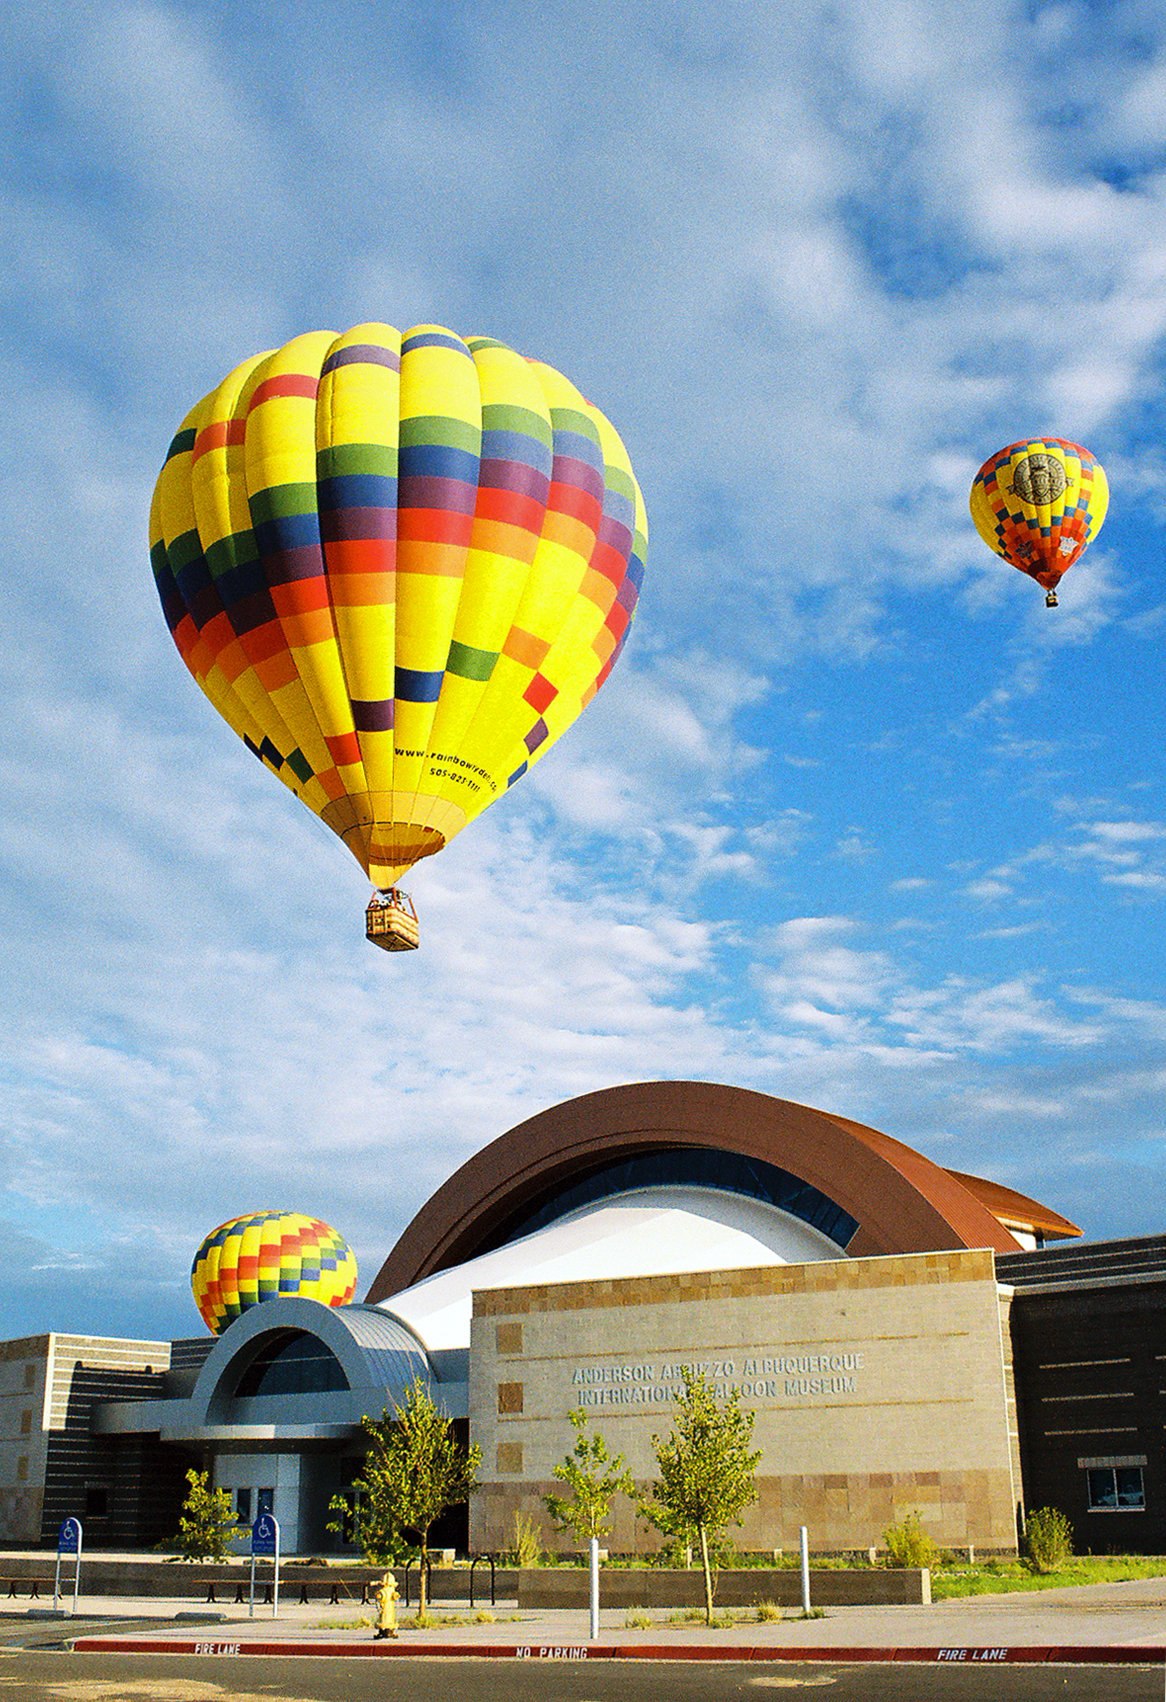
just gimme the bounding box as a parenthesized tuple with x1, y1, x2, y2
(71, 1635, 1166, 1665)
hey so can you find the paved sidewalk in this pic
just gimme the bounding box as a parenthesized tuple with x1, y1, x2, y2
(5, 1575, 1165, 1665)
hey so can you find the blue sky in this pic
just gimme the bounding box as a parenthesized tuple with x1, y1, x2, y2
(5, 0, 1166, 1342)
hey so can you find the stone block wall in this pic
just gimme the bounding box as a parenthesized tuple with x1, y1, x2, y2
(470, 1249, 1018, 1555)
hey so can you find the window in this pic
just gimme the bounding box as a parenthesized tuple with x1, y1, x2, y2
(1087, 1466, 1145, 1511)
(84, 1486, 109, 1519)
(235, 1487, 252, 1525)
(487, 1146, 859, 1251)
(233, 1332, 348, 1397)
(257, 1487, 274, 1518)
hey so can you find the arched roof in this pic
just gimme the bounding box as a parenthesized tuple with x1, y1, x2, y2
(366, 1080, 1069, 1302)
(944, 1167, 1081, 1241)
(187, 1297, 433, 1432)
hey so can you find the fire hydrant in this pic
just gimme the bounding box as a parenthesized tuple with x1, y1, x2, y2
(374, 1570, 399, 1639)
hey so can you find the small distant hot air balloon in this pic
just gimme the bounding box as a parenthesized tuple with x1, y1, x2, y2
(191, 1209, 358, 1335)
(150, 324, 647, 950)
(970, 438, 1108, 606)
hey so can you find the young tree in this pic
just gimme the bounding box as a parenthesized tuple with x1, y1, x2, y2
(642, 1367, 761, 1624)
(544, 1408, 635, 1548)
(1023, 1506, 1073, 1573)
(174, 1468, 236, 1562)
(333, 1378, 481, 1615)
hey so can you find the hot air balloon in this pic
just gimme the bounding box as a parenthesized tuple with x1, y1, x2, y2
(970, 438, 1108, 606)
(150, 324, 648, 950)
(191, 1209, 358, 1335)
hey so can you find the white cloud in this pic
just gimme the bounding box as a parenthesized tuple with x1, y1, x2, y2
(834, 831, 875, 861)
(1088, 821, 1166, 843)
(746, 812, 814, 855)
(889, 978, 1105, 1053)
(966, 878, 1014, 902)
(758, 916, 897, 1015)
(754, 917, 1109, 1060)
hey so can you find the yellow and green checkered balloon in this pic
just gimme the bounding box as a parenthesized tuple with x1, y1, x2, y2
(151, 323, 647, 896)
(191, 1209, 358, 1335)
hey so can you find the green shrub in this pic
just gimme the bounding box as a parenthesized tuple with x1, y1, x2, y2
(1024, 1507, 1073, 1574)
(508, 1511, 543, 1568)
(654, 1532, 738, 1570)
(882, 1510, 937, 1570)
(668, 1607, 737, 1627)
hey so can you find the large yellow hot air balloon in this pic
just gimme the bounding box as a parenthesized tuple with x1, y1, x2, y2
(190, 1210, 358, 1335)
(150, 324, 647, 948)
(970, 438, 1108, 606)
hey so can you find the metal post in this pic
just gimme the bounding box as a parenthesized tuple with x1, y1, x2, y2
(250, 1514, 279, 1619)
(589, 1536, 600, 1640)
(800, 1525, 811, 1615)
(54, 1520, 82, 1616)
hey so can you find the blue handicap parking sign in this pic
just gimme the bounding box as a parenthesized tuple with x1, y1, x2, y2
(57, 1518, 81, 1554)
(251, 1513, 278, 1556)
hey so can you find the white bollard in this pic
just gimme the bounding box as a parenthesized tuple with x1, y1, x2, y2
(589, 1536, 600, 1640)
(800, 1525, 811, 1615)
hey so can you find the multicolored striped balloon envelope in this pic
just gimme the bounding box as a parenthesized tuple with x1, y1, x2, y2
(970, 438, 1108, 605)
(191, 1209, 358, 1335)
(150, 323, 647, 909)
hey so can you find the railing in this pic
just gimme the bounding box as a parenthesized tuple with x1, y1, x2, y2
(402, 1554, 432, 1608)
(468, 1551, 497, 1608)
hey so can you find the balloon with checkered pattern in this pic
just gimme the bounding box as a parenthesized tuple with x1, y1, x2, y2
(150, 323, 647, 947)
(191, 1209, 358, 1335)
(970, 438, 1108, 607)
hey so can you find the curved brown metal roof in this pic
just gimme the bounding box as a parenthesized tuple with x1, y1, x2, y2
(366, 1080, 1039, 1302)
(943, 1167, 1081, 1239)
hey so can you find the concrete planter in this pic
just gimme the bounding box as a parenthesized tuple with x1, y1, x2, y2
(0, 1556, 517, 1605)
(518, 1566, 930, 1608)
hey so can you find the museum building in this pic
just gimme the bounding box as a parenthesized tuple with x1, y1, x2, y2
(2, 1081, 1163, 1556)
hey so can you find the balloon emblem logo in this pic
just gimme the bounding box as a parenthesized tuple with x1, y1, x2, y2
(1007, 453, 1067, 507)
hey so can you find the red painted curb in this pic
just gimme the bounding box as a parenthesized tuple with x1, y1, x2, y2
(69, 1637, 1166, 1666)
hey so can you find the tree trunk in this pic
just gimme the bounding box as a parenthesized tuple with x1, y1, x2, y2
(698, 1524, 713, 1625)
(419, 1535, 428, 1617)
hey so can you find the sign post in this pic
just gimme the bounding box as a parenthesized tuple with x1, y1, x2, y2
(53, 1518, 82, 1614)
(249, 1513, 280, 1619)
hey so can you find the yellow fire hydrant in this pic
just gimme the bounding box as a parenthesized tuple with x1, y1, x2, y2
(374, 1570, 399, 1639)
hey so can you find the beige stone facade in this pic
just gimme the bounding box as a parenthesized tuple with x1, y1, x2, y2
(0, 1334, 172, 1545)
(0, 1336, 51, 1543)
(470, 1249, 1019, 1555)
